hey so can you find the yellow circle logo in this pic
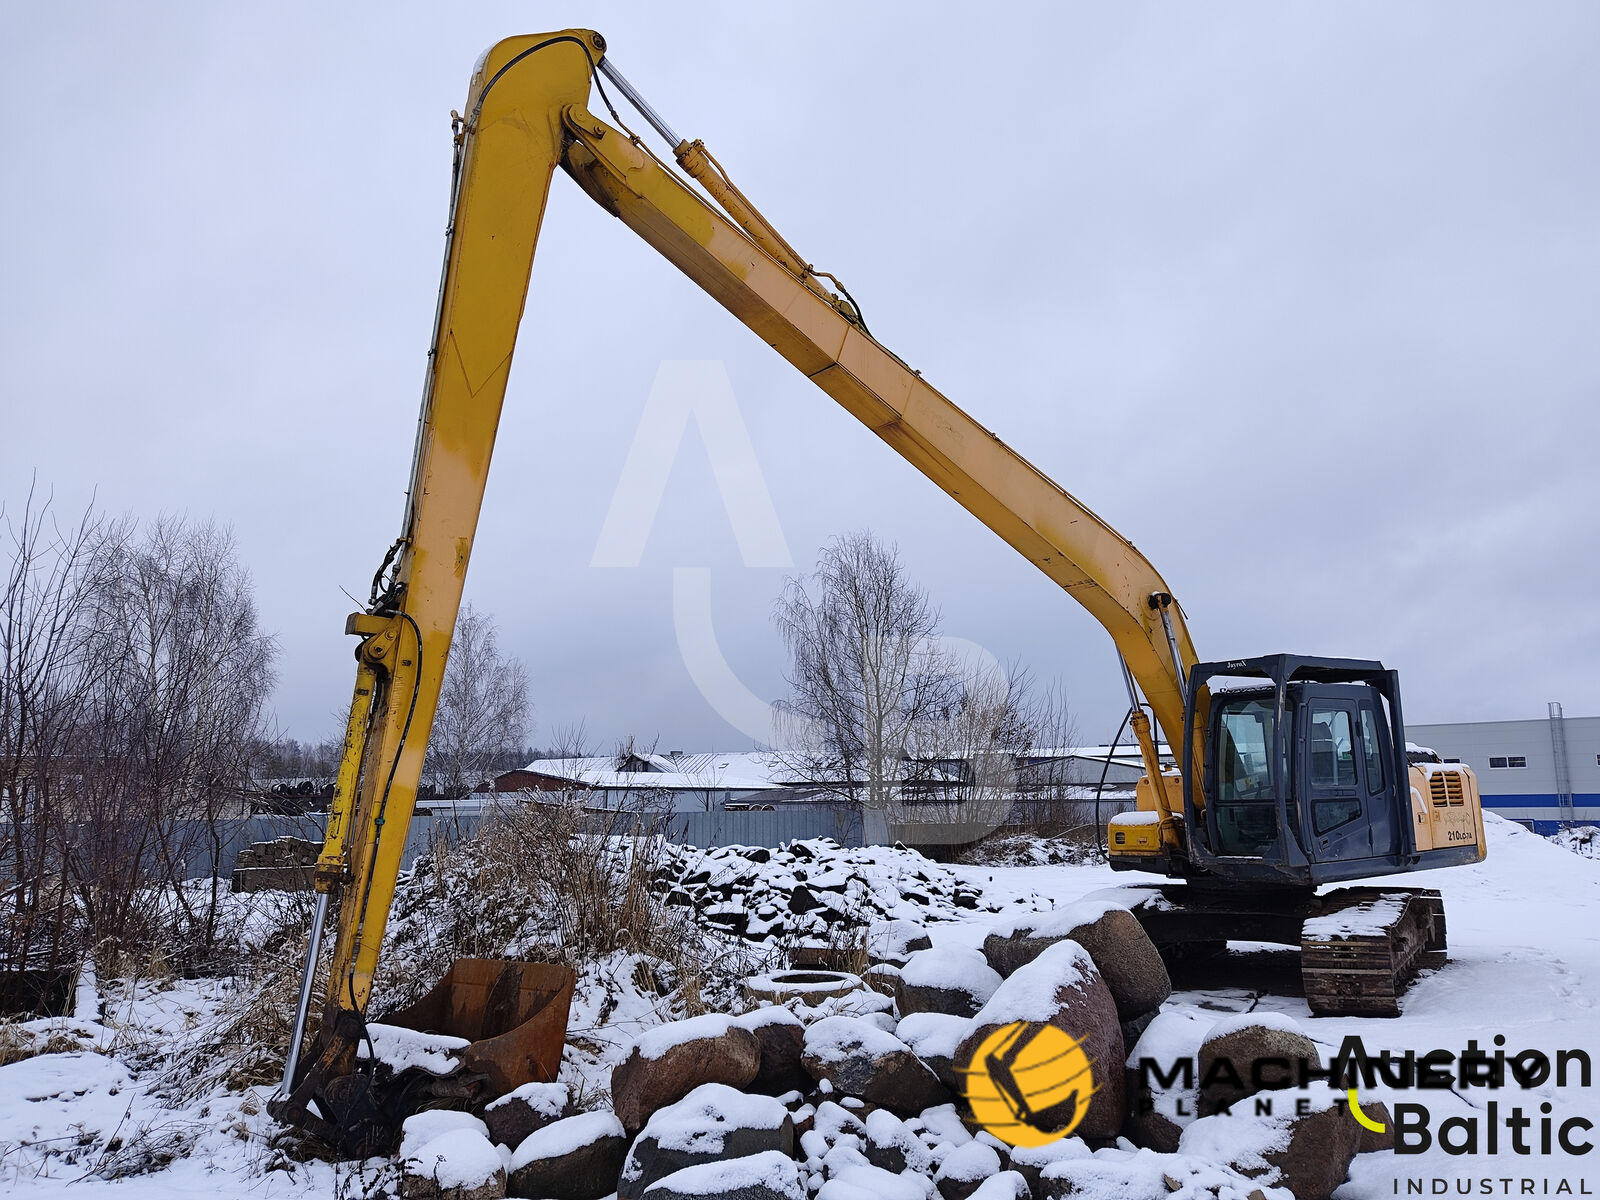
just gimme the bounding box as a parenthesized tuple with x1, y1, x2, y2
(959, 1020, 1097, 1147)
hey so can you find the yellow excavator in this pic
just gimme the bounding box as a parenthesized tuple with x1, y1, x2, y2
(271, 29, 1487, 1153)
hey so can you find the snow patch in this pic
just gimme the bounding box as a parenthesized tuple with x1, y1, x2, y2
(639, 1082, 789, 1154)
(399, 1109, 489, 1162)
(403, 1127, 503, 1191)
(1203, 1010, 1308, 1041)
(817, 1162, 935, 1200)
(895, 1011, 971, 1060)
(632, 1012, 740, 1061)
(935, 1139, 1001, 1182)
(643, 1149, 804, 1199)
(735, 1004, 805, 1031)
(968, 939, 1098, 1027)
(1301, 895, 1408, 940)
(484, 1080, 568, 1122)
(509, 1109, 624, 1171)
(898, 946, 1000, 1002)
(357, 1022, 468, 1075)
(803, 1015, 910, 1064)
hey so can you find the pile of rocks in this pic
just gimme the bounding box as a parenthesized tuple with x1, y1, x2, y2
(397, 901, 1380, 1200)
(651, 840, 994, 956)
(230, 836, 317, 893)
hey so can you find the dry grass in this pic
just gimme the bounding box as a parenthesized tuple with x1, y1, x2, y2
(0, 1021, 29, 1067)
(0, 1017, 99, 1068)
(375, 793, 708, 1014)
(144, 902, 322, 1105)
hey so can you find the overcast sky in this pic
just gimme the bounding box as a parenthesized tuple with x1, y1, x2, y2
(3, 2, 1597, 754)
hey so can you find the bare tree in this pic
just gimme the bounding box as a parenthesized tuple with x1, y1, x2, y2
(0, 497, 278, 992)
(425, 603, 531, 798)
(71, 516, 278, 967)
(773, 531, 959, 827)
(0, 485, 113, 994)
(901, 663, 1084, 846)
(900, 657, 1036, 836)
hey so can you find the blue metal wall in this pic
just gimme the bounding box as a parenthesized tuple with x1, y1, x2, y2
(1471, 794, 1600, 835)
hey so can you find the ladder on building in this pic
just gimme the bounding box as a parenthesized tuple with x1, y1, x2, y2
(1550, 701, 1576, 828)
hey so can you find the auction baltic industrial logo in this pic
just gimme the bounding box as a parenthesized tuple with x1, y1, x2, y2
(961, 1026, 1595, 1192)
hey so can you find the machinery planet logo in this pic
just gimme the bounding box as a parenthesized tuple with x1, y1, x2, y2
(959, 1021, 1098, 1147)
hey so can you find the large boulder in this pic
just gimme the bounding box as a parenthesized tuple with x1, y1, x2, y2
(399, 1110, 490, 1157)
(611, 1014, 762, 1131)
(982, 900, 1170, 1020)
(816, 1163, 937, 1200)
(1040, 1154, 1291, 1200)
(964, 1173, 1032, 1200)
(641, 1150, 806, 1200)
(864, 963, 903, 997)
(895, 947, 1002, 1019)
(483, 1081, 569, 1150)
(618, 1083, 794, 1200)
(1121, 1087, 1183, 1154)
(862, 1108, 937, 1176)
(736, 1007, 811, 1096)
(1196, 1013, 1322, 1116)
(507, 1111, 627, 1200)
(1008, 1137, 1090, 1194)
(1358, 1101, 1395, 1153)
(894, 1012, 971, 1094)
(1120, 1008, 1213, 1152)
(1179, 1082, 1363, 1200)
(933, 1141, 1003, 1200)
(955, 941, 1126, 1141)
(801, 1016, 951, 1115)
(399, 1113, 506, 1200)
(1037, 1155, 1174, 1200)
(867, 919, 933, 966)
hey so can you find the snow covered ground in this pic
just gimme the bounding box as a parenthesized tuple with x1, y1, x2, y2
(939, 815, 1600, 1194)
(1, 813, 1595, 1196)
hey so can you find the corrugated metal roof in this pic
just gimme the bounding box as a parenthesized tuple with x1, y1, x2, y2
(518, 751, 802, 790)
(515, 745, 1172, 790)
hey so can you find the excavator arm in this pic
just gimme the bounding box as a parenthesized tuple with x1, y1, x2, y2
(274, 29, 1202, 1151)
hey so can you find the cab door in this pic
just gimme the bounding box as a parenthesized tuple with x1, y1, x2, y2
(1302, 698, 1372, 863)
(1357, 698, 1400, 859)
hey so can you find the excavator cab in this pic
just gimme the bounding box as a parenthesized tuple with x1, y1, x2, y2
(1110, 654, 1480, 1015)
(1112, 652, 1484, 888)
(1177, 652, 1414, 889)
(1182, 655, 1414, 886)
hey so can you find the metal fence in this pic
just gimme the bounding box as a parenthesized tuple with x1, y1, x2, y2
(667, 804, 862, 850)
(7, 791, 1107, 883)
(162, 800, 866, 879)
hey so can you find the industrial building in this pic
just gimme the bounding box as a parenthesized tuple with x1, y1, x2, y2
(1407, 704, 1598, 833)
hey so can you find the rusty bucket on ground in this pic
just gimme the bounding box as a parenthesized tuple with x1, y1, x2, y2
(382, 958, 576, 1097)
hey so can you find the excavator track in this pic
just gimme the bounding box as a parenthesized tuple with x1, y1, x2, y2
(1300, 887, 1446, 1017)
(1114, 884, 1447, 1018)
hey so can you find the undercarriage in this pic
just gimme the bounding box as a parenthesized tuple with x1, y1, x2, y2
(1117, 884, 1447, 1017)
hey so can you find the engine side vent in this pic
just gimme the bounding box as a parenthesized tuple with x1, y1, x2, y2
(1428, 771, 1465, 807)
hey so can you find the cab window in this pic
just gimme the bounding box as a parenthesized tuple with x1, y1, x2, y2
(1309, 708, 1356, 788)
(1358, 705, 1385, 792)
(1218, 699, 1274, 802)
(1309, 706, 1361, 834)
